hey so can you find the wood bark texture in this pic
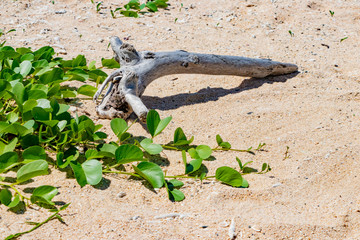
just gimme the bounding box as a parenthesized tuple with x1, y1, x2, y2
(94, 36, 298, 121)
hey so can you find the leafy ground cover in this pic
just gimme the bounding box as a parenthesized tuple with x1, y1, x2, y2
(92, 0, 169, 18)
(0, 43, 270, 238)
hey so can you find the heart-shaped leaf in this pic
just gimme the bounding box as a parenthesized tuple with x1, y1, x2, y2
(146, 110, 172, 138)
(133, 161, 164, 189)
(188, 145, 212, 160)
(140, 138, 163, 155)
(154, 116, 172, 137)
(215, 166, 248, 188)
(173, 127, 194, 146)
(216, 134, 232, 149)
(110, 118, 128, 138)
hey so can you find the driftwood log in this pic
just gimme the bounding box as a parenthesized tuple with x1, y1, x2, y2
(94, 36, 298, 121)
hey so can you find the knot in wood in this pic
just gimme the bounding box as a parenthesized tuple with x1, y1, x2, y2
(118, 43, 140, 65)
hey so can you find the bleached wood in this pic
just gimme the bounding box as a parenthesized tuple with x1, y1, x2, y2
(94, 36, 298, 121)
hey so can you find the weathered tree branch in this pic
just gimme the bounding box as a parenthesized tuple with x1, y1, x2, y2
(94, 36, 298, 121)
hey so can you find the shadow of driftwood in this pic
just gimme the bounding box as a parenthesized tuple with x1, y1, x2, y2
(142, 72, 298, 110)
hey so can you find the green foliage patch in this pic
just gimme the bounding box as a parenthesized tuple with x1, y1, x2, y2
(0, 40, 270, 239)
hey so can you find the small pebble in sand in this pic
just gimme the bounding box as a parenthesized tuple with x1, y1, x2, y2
(130, 216, 141, 220)
(55, 10, 67, 14)
(117, 192, 126, 198)
(219, 220, 229, 227)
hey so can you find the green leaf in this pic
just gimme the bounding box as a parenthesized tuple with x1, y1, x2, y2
(57, 120, 67, 132)
(30, 185, 58, 206)
(216, 134, 223, 145)
(173, 127, 193, 145)
(17, 160, 49, 183)
(98, 143, 118, 158)
(82, 159, 103, 186)
(57, 104, 70, 116)
(47, 83, 61, 97)
(168, 179, 184, 188)
(215, 166, 248, 188)
(65, 68, 89, 81)
(216, 134, 232, 149)
(32, 107, 50, 121)
(146, 1, 158, 12)
(20, 134, 39, 149)
(6, 112, 18, 124)
(36, 99, 52, 110)
(0, 189, 12, 206)
(101, 58, 120, 68)
(110, 118, 128, 137)
(146, 110, 160, 137)
(77, 84, 97, 97)
(57, 151, 79, 169)
(28, 89, 47, 100)
(39, 68, 64, 84)
(0, 122, 31, 136)
(0, 137, 17, 155)
(154, 116, 172, 137)
(220, 142, 231, 149)
(140, 138, 163, 155)
(124, 0, 140, 10)
(20, 53, 34, 62)
(7, 194, 20, 208)
(188, 145, 212, 160)
(181, 150, 187, 168)
(235, 157, 243, 170)
(88, 60, 96, 70)
(168, 188, 185, 202)
(60, 202, 71, 211)
(19, 60, 32, 77)
(115, 144, 144, 164)
(185, 158, 202, 174)
(120, 10, 139, 18)
(196, 145, 212, 159)
(23, 146, 46, 161)
(165, 180, 185, 202)
(146, 110, 172, 138)
(133, 161, 164, 188)
(85, 149, 103, 159)
(70, 161, 87, 187)
(33, 46, 54, 61)
(72, 55, 87, 67)
(12, 82, 27, 104)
